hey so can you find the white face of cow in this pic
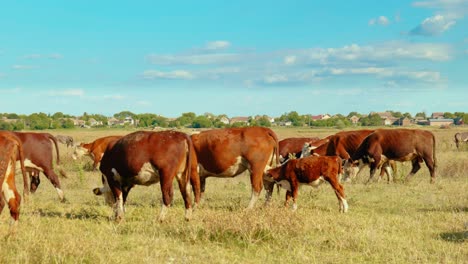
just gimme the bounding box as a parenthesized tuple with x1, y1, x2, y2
(300, 143, 317, 158)
(72, 145, 89, 160)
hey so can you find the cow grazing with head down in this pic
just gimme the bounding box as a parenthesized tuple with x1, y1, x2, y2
(265, 155, 348, 213)
(454, 132, 468, 150)
(12, 132, 66, 201)
(93, 131, 200, 222)
(278, 137, 320, 163)
(351, 129, 436, 183)
(0, 132, 27, 235)
(190, 126, 280, 208)
(301, 130, 397, 183)
(72, 135, 123, 170)
(55, 134, 74, 148)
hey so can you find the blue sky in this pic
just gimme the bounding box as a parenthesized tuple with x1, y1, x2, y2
(1, 0, 467, 118)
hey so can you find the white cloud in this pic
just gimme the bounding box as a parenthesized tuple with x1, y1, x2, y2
(263, 74, 288, 84)
(284, 55, 297, 65)
(410, 15, 456, 36)
(48, 89, 85, 97)
(147, 53, 240, 65)
(369, 16, 390, 26)
(205, 41, 231, 50)
(413, 0, 468, 19)
(142, 70, 195, 80)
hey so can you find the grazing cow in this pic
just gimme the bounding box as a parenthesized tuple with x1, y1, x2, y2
(278, 137, 320, 163)
(72, 135, 123, 170)
(0, 133, 27, 235)
(13, 132, 66, 201)
(265, 155, 348, 213)
(93, 131, 200, 222)
(55, 135, 74, 147)
(301, 130, 397, 183)
(190, 127, 280, 208)
(454, 132, 468, 150)
(351, 129, 436, 183)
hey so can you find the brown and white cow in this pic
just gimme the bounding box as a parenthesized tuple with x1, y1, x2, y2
(0, 132, 27, 235)
(12, 132, 66, 201)
(265, 155, 348, 213)
(190, 126, 280, 208)
(351, 129, 436, 183)
(72, 135, 123, 170)
(278, 137, 320, 163)
(93, 131, 200, 222)
(301, 130, 397, 183)
(454, 132, 468, 150)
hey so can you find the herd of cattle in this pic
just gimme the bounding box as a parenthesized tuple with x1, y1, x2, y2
(0, 128, 466, 234)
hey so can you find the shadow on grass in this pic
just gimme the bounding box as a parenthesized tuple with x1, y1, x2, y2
(439, 231, 467, 243)
(419, 206, 468, 213)
(35, 208, 107, 220)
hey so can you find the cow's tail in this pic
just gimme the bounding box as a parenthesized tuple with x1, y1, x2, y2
(267, 129, 280, 167)
(14, 138, 29, 200)
(48, 134, 67, 178)
(185, 135, 200, 205)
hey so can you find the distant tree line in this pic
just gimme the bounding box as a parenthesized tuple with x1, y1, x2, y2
(0, 110, 466, 131)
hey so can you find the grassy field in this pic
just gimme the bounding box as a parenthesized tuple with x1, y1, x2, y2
(1, 126, 467, 263)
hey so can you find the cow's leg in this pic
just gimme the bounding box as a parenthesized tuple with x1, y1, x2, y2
(422, 155, 436, 184)
(366, 156, 380, 184)
(2, 160, 21, 235)
(158, 170, 175, 222)
(175, 169, 193, 221)
(290, 183, 300, 211)
(190, 161, 201, 207)
(325, 175, 348, 213)
(42, 168, 65, 202)
(405, 159, 422, 182)
(284, 190, 292, 208)
(28, 169, 41, 193)
(262, 178, 275, 205)
(199, 176, 206, 199)
(247, 165, 266, 209)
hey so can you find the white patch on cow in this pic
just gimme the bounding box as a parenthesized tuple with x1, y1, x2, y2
(159, 204, 169, 222)
(133, 162, 160, 186)
(99, 175, 115, 206)
(247, 191, 260, 209)
(55, 188, 64, 201)
(16, 159, 43, 172)
(339, 196, 348, 213)
(111, 168, 121, 182)
(292, 202, 298, 211)
(72, 145, 90, 160)
(114, 192, 124, 221)
(2, 163, 15, 202)
(307, 176, 324, 188)
(198, 156, 249, 177)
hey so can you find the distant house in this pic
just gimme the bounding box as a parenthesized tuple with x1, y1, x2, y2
(123, 116, 135, 125)
(453, 117, 464, 125)
(88, 118, 103, 126)
(219, 116, 230, 125)
(431, 112, 444, 119)
(74, 119, 86, 127)
(393, 117, 411, 126)
(428, 118, 454, 127)
(230, 116, 250, 125)
(349, 115, 360, 124)
(107, 117, 120, 126)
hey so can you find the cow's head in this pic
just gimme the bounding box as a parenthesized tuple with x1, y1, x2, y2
(92, 174, 115, 206)
(72, 143, 89, 160)
(300, 138, 329, 158)
(342, 159, 365, 182)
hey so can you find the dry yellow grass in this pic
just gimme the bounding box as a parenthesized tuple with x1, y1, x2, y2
(1, 126, 467, 263)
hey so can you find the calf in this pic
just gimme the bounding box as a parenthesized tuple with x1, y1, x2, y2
(93, 131, 200, 222)
(0, 133, 27, 235)
(13, 132, 66, 201)
(265, 155, 348, 213)
(72, 135, 123, 170)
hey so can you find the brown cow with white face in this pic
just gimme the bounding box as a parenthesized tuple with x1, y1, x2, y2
(72, 135, 123, 170)
(93, 131, 200, 222)
(191, 127, 280, 208)
(278, 137, 320, 163)
(351, 129, 436, 183)
(12, 132, 66, 201)
(454, 132, 468, 150)
(265, 155, 348, 213)
(0, 132, 27, 235)
(301, 130, 397, 183)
